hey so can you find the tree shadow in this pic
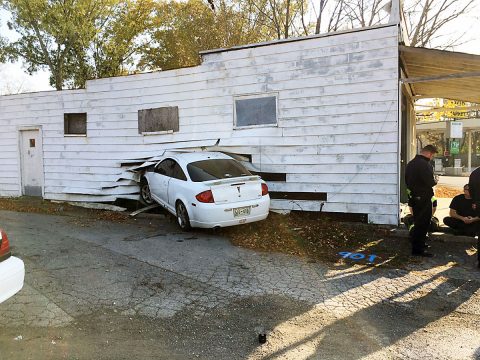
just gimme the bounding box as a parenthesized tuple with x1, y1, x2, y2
(257, 263, 479, 360)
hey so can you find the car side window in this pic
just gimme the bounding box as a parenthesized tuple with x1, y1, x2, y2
(171, 162, 187, 181)
(155, 159, 174, 176)
(155, 159, 186, 180)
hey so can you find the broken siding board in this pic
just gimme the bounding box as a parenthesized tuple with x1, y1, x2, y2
(44, 193, 119, 202)
(58, 186, 138, 196)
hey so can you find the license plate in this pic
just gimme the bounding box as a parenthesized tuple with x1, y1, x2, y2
(233, 206, 251, 218)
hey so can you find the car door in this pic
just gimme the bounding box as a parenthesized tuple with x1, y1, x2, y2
(167, 161, 188, 209)
(149, 159, 175, 207)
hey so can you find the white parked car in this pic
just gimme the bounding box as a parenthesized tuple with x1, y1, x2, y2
(140, 152, 270, 230)
(0, 228, 25, 304)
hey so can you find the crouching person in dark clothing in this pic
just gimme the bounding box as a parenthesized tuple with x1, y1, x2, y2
(443, 184, 480, 236)
(405, 145, 438, 257)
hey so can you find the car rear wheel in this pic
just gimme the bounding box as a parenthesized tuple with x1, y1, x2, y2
(140, 179, 154, 205)
(176, 201, 191, 231)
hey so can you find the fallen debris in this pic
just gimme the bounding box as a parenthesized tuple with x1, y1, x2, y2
(65, 202, 127, 212)
(129, 204, 160, 217)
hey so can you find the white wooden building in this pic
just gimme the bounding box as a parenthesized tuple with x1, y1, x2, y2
(1, 23, 402, 225)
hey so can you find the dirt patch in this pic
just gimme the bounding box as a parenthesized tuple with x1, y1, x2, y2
(435, 185, 462, 198)
(219, 212, 412, 268)
(0, 196, 131, 223)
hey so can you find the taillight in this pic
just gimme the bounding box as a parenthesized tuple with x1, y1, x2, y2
(196, 190, 215, 203)
(261, 183, 269, 196)
(0, 229, 11, 260)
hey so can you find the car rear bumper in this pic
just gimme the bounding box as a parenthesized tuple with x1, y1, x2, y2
(0, 256, 25, 304)
(189, 196, 270, 228)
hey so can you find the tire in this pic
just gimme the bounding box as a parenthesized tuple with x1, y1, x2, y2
(176, 201, 191, 231)
(139, 178, 154, 205)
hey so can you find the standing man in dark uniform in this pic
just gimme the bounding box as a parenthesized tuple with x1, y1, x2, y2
(468, 167, 480, 267)
(468, 167, 480, 204)
(405, 145, 438, 257)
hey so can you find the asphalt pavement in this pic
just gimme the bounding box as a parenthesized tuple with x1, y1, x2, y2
(0, 209, 479, 359)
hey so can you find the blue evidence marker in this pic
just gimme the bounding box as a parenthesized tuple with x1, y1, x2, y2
(338, 252, 377, 263)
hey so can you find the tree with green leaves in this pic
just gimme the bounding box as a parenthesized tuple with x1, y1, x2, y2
(2, 0, 155, 90)
(139, 0, 267, 71)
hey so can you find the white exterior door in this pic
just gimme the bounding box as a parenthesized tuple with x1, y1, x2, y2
(20, 129, 44, 196)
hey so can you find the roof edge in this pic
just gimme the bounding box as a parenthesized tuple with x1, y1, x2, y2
(400, 45, 480, 60)
(200, 23, 398, 56)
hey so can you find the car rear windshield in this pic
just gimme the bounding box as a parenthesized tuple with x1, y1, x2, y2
(187, 159, 252, 182)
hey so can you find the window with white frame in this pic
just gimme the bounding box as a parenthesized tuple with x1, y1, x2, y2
(234, 94, 278, 128)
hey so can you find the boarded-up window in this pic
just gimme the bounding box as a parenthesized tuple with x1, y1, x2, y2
(235, 95, 277, 128)
(64, 113, 87, 135)
(138, 107, 179, 134)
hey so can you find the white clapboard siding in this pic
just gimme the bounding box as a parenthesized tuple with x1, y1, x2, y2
(252, 163, 397, 174)
(286, 173, 398, 184)
(0, 24, 400, 224)
(253, 153, 398, 165)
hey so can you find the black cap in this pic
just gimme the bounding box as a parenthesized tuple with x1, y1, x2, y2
(422, 144, 438, 154)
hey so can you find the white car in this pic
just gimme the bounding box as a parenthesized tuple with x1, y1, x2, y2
(140, 152, 270, 230)
(0, 228, 25, 304)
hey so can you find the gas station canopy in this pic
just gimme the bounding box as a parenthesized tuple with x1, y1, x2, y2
(400, 45, 480, 103)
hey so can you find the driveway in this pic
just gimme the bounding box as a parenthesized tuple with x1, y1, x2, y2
(1, 209, 479, 359)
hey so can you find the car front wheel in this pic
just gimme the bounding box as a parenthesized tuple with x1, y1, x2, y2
(140, 179, 154, 205)
(176, 201, 191, 231)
